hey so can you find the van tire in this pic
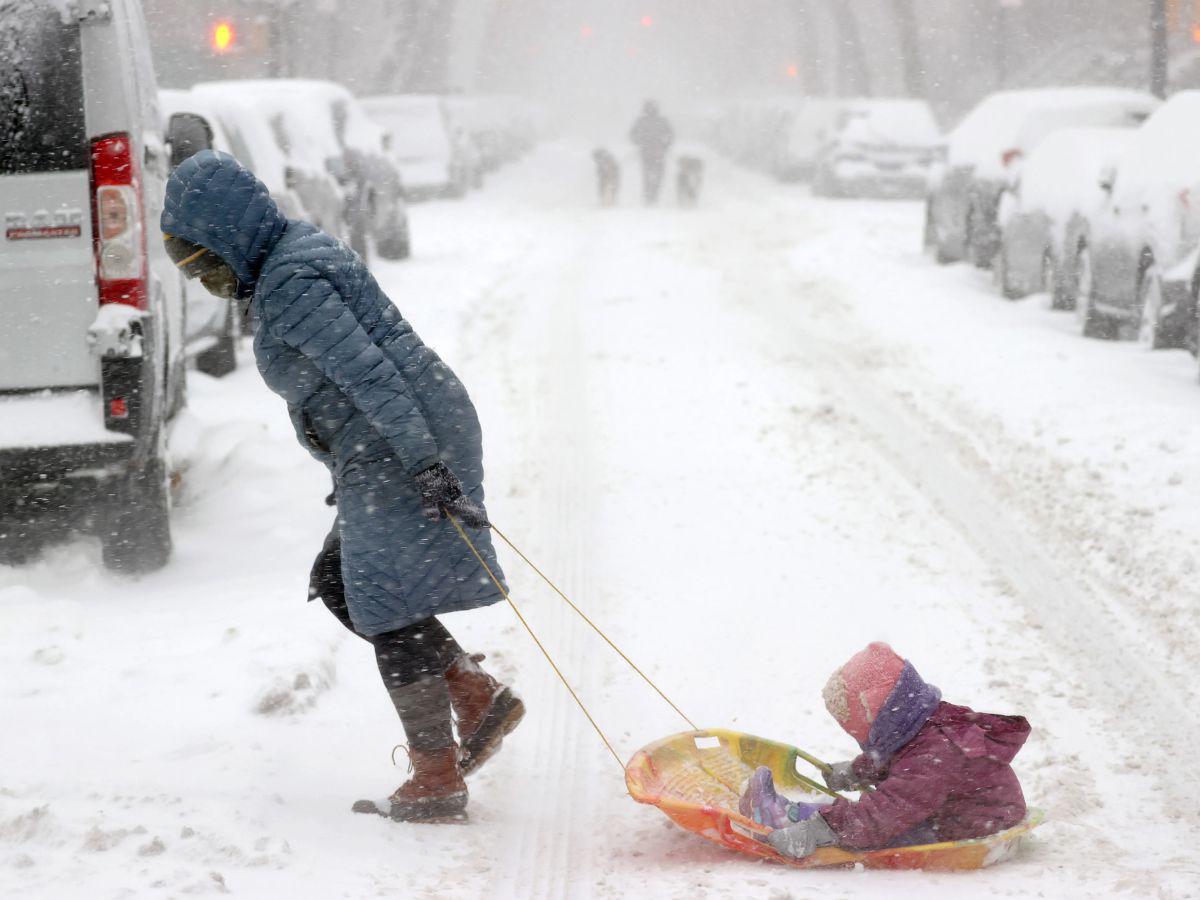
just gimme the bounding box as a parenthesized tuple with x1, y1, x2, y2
(101, 457, 172, 574)
(0, 523, 42, 567)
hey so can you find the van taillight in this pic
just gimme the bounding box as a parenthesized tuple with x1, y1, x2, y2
(89, 133, 147, 308)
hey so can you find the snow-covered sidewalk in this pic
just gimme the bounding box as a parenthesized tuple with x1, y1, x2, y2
(2, 142, 1197, 899)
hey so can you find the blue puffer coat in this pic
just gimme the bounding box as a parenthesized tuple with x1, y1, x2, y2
(162, 151, 505, 636)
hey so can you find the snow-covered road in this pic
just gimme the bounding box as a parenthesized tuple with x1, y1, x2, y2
(3, 142, 1198, 899)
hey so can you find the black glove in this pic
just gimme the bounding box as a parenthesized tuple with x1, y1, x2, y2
(413, 462, 490, 528)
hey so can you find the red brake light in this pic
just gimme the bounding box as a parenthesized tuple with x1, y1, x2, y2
(1001, 147, 1023, 168)
(88, 133, 146, 308)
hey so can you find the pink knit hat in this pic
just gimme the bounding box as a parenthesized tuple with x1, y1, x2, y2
(822, 642, 906, 745)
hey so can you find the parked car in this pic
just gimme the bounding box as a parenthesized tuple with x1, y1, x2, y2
(812, 99, 940, 198)
(159, 88, 243, 376)
(771, 98, 844, 182)
(362, 94, 471, 201)
(925, 88, 1158, 268)
(996, 126, 1135, 307)
(1083, 91, 1200, 347)
(0, 0, 184, 571)
(183, 84, 308, 222)
(195, 80, 409, 263)
(193, 80, 347, 246)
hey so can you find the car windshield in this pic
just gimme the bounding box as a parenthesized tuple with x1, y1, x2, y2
(0, 0, 86, 174)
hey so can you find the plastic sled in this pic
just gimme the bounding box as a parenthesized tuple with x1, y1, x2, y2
(625, 729, 1044, 871)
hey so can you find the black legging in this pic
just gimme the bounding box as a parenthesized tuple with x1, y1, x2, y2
(308, 529, 464, 689)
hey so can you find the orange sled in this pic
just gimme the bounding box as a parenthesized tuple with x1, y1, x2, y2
(625, 729, 1044, 871)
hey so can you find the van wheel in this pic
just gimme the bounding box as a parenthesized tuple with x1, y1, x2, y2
(0, 521, 42, 566)
(101, 456, 172, 574)
(195, 307, 238, 378)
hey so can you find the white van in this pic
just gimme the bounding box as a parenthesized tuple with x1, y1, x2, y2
(0, 0, 186, 571)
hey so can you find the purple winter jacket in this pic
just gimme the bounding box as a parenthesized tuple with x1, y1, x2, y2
(819, 702, 1030, 850)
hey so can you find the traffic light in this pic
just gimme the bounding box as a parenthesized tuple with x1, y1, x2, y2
(640, 14, 654, 27)
(211, 20, 235, 54)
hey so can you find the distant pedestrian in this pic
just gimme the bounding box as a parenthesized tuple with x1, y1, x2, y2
(592, 148, 620, 206)
(629, 100, 675, 205)
(676, 156, 704, 207)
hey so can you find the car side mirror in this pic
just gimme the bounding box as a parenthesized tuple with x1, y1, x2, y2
(166, 112, 214, 169)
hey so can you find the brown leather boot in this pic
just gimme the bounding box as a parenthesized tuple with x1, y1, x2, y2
(445, 653, 526, 776)
(383, 746, 468, 822)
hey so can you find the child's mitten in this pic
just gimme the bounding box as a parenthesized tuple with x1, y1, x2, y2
(765, 814, 837, 859)
(824, 760, 868, 791)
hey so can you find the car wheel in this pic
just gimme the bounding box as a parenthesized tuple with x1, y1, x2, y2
(1134, 264, 1189, 349)
(1076, 245, 1117, 339)
(101, 454, 172, 574)
(966, 205, 994, 270)
(1048, 248, 1072, 311)
(997, 245, 1024, 300)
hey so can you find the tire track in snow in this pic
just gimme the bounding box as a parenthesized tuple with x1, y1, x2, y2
(461, 217, 605, 898)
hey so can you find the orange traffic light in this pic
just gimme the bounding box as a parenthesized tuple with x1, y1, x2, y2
(211, 20, 235, 54)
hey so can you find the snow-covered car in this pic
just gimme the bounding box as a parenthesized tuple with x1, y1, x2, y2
(183, 84, 308, 223)
(925, 88, 1158, 268)
(193, 80, 347, 246)
(362, 94, 470, 201)
(0, 0, 183, 571)
(996, 126, 1135, 306)
(1083, 91, 1200, 348)
(158, 88, 246, 376)
(192, 80, 410, 264)
(812, 99, 941, 198)
(771, 98, 844, 182)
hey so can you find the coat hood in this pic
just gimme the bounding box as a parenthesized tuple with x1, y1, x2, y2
(927, 702, 1030, 764)
(160, 150, 286, 293)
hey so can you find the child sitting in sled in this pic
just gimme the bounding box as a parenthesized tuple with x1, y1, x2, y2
(740, 641, 1030, 859)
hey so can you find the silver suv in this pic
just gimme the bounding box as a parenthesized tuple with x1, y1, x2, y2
(0, 0, 188, 571)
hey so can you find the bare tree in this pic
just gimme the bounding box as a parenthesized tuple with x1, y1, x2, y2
(376, 0, 457, 93)
(895, 0, 925, 97)
(795, 0, 826, 96)
(1150, 0, 1168, 98)
(829, 4, 871, 96)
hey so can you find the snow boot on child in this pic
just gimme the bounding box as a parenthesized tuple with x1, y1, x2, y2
(445, 653, 526, 776)
(739, 766, 823, 829)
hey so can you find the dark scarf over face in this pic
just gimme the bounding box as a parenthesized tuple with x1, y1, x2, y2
(862, 661, 942, 767)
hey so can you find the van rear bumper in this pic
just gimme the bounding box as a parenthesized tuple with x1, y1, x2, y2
(0, 440, 134, 483)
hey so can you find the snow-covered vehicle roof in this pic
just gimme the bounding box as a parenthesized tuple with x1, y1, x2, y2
(185, 83, 297, 200)
(948, 87, 1158, 178)
(361, 94, 454, 162)
(1109, 89, 1200, 199)
(1017, 126, 1135, 226)
(195, 79, 348, 178)
(835, 98, 940, 148)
